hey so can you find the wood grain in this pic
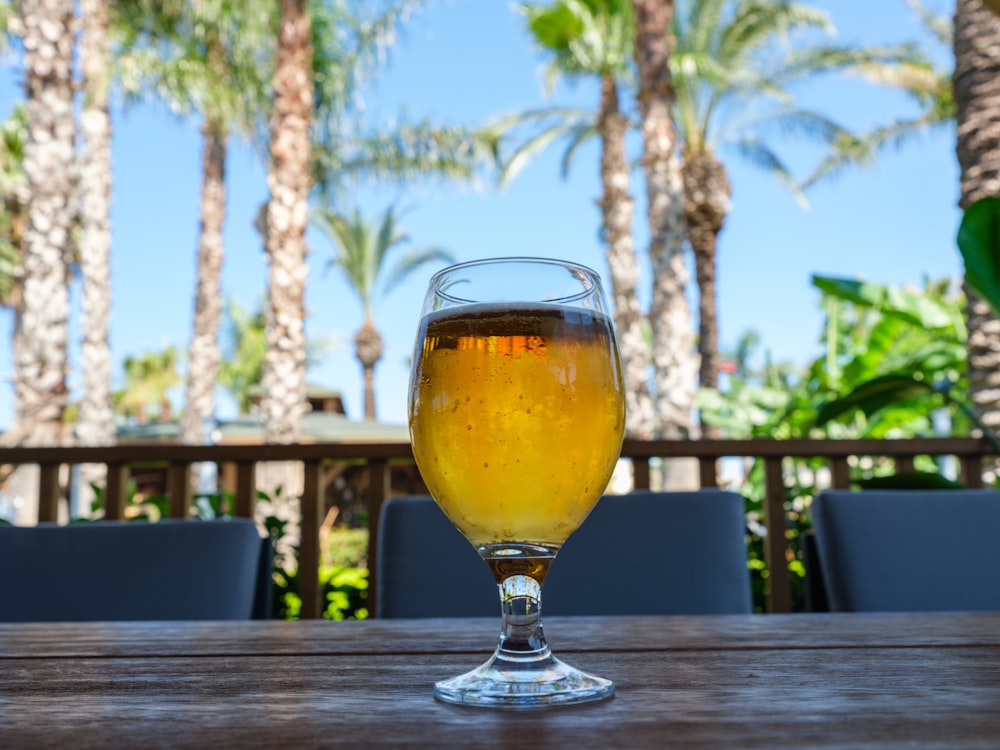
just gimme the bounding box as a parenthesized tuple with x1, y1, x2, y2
(2, 614, 999, 749)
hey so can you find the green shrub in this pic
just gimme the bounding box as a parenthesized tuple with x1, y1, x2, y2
(271, 563, 369, 621)
(326, 525, 368, 568)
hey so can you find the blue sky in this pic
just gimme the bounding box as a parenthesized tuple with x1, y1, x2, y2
(0, 0, 961, 430)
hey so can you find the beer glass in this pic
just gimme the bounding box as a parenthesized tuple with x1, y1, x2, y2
(407, 257, 625, 707)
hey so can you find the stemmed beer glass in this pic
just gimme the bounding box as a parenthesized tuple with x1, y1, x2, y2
(407, 257, 625, 707)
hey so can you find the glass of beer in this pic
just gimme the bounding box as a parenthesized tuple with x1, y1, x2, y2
(407, 257, 625, 707)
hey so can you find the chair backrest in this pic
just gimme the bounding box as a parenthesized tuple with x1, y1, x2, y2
(811, 489, 1000, 612)
(376, 495, 498, 618)
(0, 519, 272, 622)
(376, 491, 752, 618)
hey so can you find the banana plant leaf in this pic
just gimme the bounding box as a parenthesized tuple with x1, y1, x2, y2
(957, 197, 1000, 319)
(815, 374, 937, 426)
(855, 471, 966, 491)
(812, 275, 964, 335)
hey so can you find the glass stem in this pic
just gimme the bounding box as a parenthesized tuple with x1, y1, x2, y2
(481, 544, 555, 661)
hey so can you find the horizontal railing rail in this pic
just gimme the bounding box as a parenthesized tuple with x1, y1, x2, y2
(1, 436, 994, 617)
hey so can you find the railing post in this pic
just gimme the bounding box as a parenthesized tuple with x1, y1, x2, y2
(830, 457, 851, 490)
(169, 463, 192, 519)
(962, 456, 984, 488)
(699, 457, 718, 489)
(763, 457, 791, 614)
(218, 462, 237, 496)
(104, 463, 129, 520)
(632, 458, 651, 491)
(37, 464, 61, 523)
(234, 462, 255, 518)
(299, 460, 324, 620)
(367, 458, 391, 617)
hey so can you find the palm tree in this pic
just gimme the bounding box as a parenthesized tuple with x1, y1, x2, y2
(311, 204, 453, 420)
(16, 0, 75, 447)
(257, 0, 494, 441)
(512, 0, 658, 439)
(115, 347, 182, 424)
(670, 0, 894, 405)
(219, 301, 268, 417)
(954, 0, 1000, 437)
(629, 0, 699, 444)
(77, 0, 115, 450)
(114, 0, 273, 445)
(259, 0, 312, 445)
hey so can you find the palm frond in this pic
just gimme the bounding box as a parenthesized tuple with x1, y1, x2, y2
(745, 107, 852, 146)
(904, 0, 952, 46)
(775, 43, 923, 85)
(717, 1, 833, 66)
(802, 114, 953, 189)
(681, 0, 728, 60)
(522, 0, 633, 78)
(560, 121, 598, 179)
(732, 138, 808, 208)
(497, 114, 596, 188)
(382, 247, 455, 295)
(310, 201, 448, 316)
(318, 120, 499, 193)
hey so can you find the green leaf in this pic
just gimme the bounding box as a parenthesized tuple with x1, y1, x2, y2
(855, 471, 966, 491)
(957, 197, 1000, 317)
(526, 3, 585, 51)
(815, 373, 937, 426)
(812, 275, 959, 332)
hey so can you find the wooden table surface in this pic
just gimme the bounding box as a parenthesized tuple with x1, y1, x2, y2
(2, 613, 999, 749)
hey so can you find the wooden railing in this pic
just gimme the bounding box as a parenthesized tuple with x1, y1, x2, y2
(2, 437, 994, 616)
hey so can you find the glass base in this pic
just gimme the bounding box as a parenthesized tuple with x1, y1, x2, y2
(433, 650, 614, 708)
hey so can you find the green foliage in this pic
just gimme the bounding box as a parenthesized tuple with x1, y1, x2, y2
(854, 471, 966, 491)
(814, 374, 939, 426)
(217, 300, 267, 415)
(326, 525, 369, 568)
(0, 103, 25, 309)
(699, 274, 969, 611)
(113, 0, 273, 137)
(958, 197, 1000, 318)
(114, 346, 183, 421)
(273, 563, 369, 621)
(521, 0, 634, 79)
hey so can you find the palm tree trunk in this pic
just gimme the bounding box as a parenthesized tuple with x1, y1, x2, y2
(78, 0, 115, 452)
(355, 317, 384, 421)
(181, 117, 227, 445)
(630, 0, 698, 461)
(597, 74, 650, 438)
(17, 0, 75, 448)
(681, 149, 731, 440)
(261, 0, 313, 444)
(954, 0, 1000, 435)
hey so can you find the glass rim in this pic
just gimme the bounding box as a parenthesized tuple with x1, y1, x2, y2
(428, 256, 602, 306)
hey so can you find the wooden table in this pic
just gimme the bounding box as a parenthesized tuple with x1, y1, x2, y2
(2, 613, 999, 748)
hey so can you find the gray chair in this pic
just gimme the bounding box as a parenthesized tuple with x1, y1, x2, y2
(0, 519, 272, 622)
(376, 495, 498, 618)
(810, 489, 1000, 612)
(376, 491, 752, 618)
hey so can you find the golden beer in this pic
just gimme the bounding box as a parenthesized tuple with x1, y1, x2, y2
(408, 302, 625, 548)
